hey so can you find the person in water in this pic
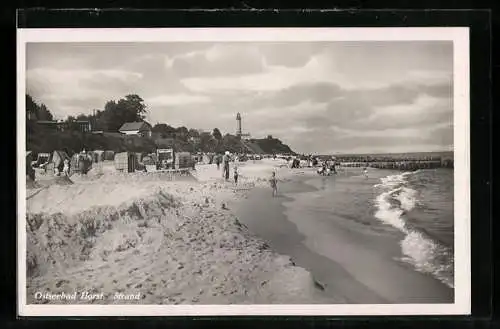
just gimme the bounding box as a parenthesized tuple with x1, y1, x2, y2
(269, 171, 278, 197)
(331, 157, 337, 174)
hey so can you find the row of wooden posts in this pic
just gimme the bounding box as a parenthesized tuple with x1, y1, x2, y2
(338, 159, 454, 170)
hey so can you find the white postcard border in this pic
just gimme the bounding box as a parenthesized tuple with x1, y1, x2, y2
(17, 27, 470, 316)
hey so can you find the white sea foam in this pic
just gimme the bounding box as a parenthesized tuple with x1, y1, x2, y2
(374, 192, 408, 233)
(401, 231, 454, 288)
(379, 174, 405, 188)
(395, 187, 418, 212)
(374, 172, 454, 289)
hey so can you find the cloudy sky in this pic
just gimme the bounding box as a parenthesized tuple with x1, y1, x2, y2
(26, 41, 453, 154)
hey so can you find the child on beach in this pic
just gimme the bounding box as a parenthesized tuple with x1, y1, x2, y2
(62, 159, 70, 177)
(269, 171, 278, 197)
(234, 166, 239, 185)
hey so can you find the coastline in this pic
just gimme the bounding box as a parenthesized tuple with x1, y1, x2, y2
(25, 161, 453, 305)
(232, 177, 387, 304)
(234, 167, 454, 304)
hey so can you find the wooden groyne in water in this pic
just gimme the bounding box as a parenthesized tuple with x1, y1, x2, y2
(337, 156, 454, 170)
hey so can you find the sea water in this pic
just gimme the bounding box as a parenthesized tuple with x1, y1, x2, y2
(374, 169, 454, 288)
(288, 168, 454, 289)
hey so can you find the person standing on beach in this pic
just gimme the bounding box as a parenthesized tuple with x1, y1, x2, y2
(269, 171, 278, 197)
(78, 150, 87, 176)
(223, 151, 230, 181)
(62, 158, 70, 177)
(233, 166, 239, 186)
(363, 167, 368, 178)
(216, 154, 221, 170)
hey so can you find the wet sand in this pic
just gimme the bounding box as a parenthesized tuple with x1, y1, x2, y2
(233, 172, 454, 304)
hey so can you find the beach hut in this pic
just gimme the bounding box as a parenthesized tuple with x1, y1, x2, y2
(46, 150, 70, 174)
(135, 152, 144, 163)
(69, 152, 93, 176)
(114, 152, 138, 173)
(103, 150, 115, 161)
(69, 154, 79, 176)
(93, 150, 105, 162)
(175, 152, 193, 169)
(142, 155, 156, 166)
(26, 151, 33, 166)
(87, 151, 97, 163)
(142, 153, 157, 172)
(26, 151, 35, 180)
(34, 152, 50, 168)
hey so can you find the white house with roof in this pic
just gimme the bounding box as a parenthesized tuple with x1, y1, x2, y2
(118, 121, 152, 137)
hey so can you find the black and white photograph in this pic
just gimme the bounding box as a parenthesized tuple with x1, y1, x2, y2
(17, 28, 470, 316)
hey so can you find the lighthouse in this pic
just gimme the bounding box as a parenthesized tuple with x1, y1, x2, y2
(236, 112, 242, 137)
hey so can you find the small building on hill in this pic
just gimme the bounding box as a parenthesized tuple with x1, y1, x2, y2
(37, 120, 92, 132)
(119, 121, 152, 137)
(73, 120, 92, 132)
(37, 120, 60, 131)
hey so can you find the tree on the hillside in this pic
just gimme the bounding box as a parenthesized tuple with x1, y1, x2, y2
(76, 114, 89, 121)
(64, 115, 79, 131)
(119, 94, 147, 120)
(152, 123, 176, 138)
(26, 95, 36, 115)
(188, 128, 200, 138)
(199, 132, 216, 152)
(26, 94, 53, 121)
(221, 134, 243, 153)
(99, 94, 148, 132)
(212, 128, 222, 140)
(176, 126, 189, 141)
(38, 104, 53, 121)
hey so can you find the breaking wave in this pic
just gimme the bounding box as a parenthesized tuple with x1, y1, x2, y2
(374, 171, 454, 288)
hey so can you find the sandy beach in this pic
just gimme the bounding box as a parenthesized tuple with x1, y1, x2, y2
(26, 159, 453, 305)
(26, 159, 335, 304)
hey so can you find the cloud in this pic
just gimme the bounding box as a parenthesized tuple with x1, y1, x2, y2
(251, 82, 343, 108)
(357, 94, 453, 130)
(181, 52, 345, 92)
(147, 94, 212, 107)
(166, 44, 265, 78)
(286, 122, 453, 155)
(258, 42, 326, 68)
(26, 67, 144, 118)
(27, 42, 212, 70)
(26, 41, 454, 154)
(331, 121, 451, 139)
